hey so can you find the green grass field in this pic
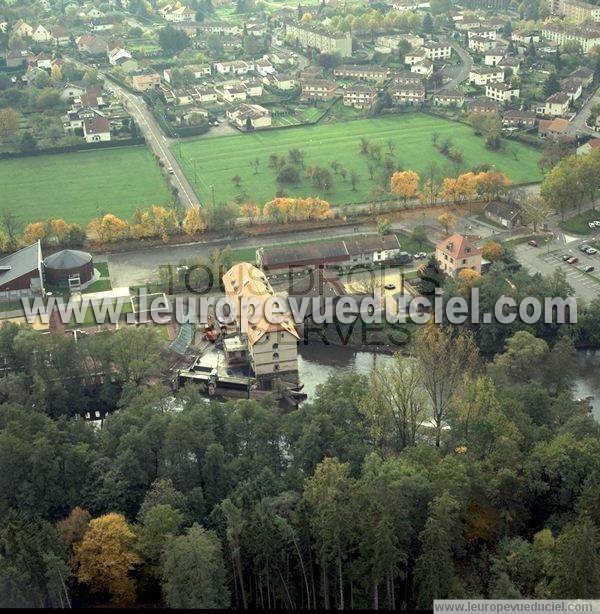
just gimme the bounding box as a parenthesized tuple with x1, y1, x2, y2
(174, 115, 543, 208)
(0, 146, 171, 225)
(559, 208, 600, 235)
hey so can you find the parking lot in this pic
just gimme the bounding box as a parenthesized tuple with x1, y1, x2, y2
(516, 242, 600, 302)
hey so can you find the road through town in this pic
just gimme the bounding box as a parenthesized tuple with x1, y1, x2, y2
(106, 77, 200, 208)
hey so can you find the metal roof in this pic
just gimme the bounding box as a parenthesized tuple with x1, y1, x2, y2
(0, 242, 42, 288)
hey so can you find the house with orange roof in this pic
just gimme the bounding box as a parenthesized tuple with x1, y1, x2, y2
(222, 262, 299, 382)
(435, 234, 482, 277)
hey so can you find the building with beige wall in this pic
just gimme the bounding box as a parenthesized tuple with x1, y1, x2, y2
(222, 263, 299, 384)
(436, 234, 482, 277)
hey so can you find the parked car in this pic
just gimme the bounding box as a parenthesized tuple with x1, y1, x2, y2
(562, 254, 571, 261)
(586, 247, 598, 255)
(528, 240, 539, 247)
(580, 244, 592, 252)
(384, 283, 396, 290)
(167, 167, 174, 174)
(584, 265, 595, 272)
(567, 256, 579, 264)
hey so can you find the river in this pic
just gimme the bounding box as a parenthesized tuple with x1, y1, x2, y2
(298, 346, 600, 420)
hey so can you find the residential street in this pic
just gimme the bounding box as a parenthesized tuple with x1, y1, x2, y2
(106, 77, 201, 208)
(438, 39, 473, 92)
(567, 85, 600, 136)
(67, 56, 200, 208)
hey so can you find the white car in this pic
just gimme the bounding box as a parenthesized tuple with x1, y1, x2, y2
(586, 247, 598, 255)
(167, 167, 174, 174)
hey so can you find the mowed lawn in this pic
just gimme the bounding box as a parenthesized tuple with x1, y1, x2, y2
(0, 147, 171, 225)
(174, 114, 543, 208)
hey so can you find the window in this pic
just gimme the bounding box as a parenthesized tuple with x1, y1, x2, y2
(272, 343, 278, 350)
(273, 352, 279, 360)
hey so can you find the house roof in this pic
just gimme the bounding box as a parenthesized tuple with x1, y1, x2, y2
(539, 117, 570, 134)
(436, 234, 481, 259)
(222, 262, 299, 346)
(484, 200, 522, 220)
(83, 116, 110, 134)
(44, 249, 92, 270)
(0, 242, 42, 289)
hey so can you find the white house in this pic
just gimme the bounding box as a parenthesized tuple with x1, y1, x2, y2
(214, 60, 254, 76)
(485, 82, 520, 103)
(469, 66, 505, 86)
(83, 116, 111, 143)
(32, 24, 51, 42)
(227, 103, 271, 129)
(411, 58, 433, 78)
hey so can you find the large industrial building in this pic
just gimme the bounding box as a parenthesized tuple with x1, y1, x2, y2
(256, 235, 403, 272)
(222, 262, 300, 385)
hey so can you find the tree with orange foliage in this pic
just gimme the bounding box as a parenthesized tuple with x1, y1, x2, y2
(23, 221, 48, 245)
(474, 170, 511, 201)
(57, 507, 91, 551)
(390, 170, 420, 205)
(239, 203, 260, 224)
(48, 218, 72, 245)
(303, 197, 332, 220)
(87, 214, 130, 244)
(73, 513, 140, 606)
(481, 241, 505, 262)
(442, 173, 478, 205)
(131, 206, 179, 242)
(263, 198, 294, 223)
(438, 212, 457, 234)
(457, 268, 481, 295)
(182, 205, 206, 236)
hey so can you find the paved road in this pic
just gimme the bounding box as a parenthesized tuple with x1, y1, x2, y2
(568, 86, 600, 136)
(106, 77, 200, 208)
(67, 56, 200, 208)
(438, 40, 473, 92)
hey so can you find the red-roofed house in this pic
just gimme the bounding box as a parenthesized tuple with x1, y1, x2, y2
(435, 234, 482, 277)
(83, 116, 111, 143)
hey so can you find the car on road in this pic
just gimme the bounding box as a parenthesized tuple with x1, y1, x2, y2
(584, 265, 595, 272)
(567, 256, 579, 264)
(167, 167, 174, 174)
(528, 240, 539, 247)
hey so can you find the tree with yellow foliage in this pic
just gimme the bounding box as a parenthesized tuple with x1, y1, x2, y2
(390, 170, 420, 205)
(481, 241, 505, 262)
(51, 63, 62, 81)
(474, 170, 511, 201)
(437, 212, 457, 234)
(23, 221, 48, 245)
(87, 214, 130, 244)
(73, 513, 140, 606)
(182, 204, 207, 236)
(239, 203, 260, 224)
(457, 267, 481, 296)
(131, 206, 179, 242)
(48, 218, 72, 245)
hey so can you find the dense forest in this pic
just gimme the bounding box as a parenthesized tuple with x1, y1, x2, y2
(0, 287, 599, 607)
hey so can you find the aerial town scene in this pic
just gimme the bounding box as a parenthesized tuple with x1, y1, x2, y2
(0, 0, 599, 609)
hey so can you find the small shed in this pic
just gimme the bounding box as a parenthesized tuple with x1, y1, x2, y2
(44, 249, 94, 288)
